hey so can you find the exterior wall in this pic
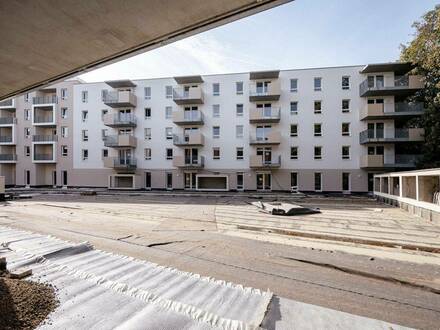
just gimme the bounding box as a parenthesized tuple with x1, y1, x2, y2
(1, 64, 422, 192)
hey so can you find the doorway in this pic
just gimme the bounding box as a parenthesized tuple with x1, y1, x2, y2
(184, 172, 197, 190)
(368, 173, 374, 192)
(52, 170, 57, 187)
(256, 173, 271, 191)
(145, 172, 151, 190)
(62, 170, 68, 187)
(342, 172, 350, 193)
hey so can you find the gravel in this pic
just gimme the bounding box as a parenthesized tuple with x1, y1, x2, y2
(0, 275, 58, 330)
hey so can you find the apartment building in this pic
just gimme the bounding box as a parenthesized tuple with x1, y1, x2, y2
(0, 62, 425, 192)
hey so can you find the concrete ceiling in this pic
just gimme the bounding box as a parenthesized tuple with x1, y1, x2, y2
(0, 0, 291, 100)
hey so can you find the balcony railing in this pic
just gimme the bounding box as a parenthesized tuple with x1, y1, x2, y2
(173, 155, 205, 168)
(0, 136, 13, 143)
(173, 133, 204, 146)
(32, 135, 58, 142)
(359, 128, 424, 144)
(34, 115, 54, 124)
(34, 154, 54, 161)
(103, 135, 137, 148)
(395, 102, 424, 113)
(249, 107, 281, 123)
(104, 157, 137, 169)
(0, 117, 17, 125)
(249, 81, 281, 102)
(172, 110, 204, 125)
(0, 99, 14, 107)
(249, 155, 281, 168)
(395, 154, 421, 165)
(249, 131, 281, 145)
(102, 91, 137, 108)
(359, 75, 423, 97)
(0, 154, 17, 161)
(33, 96, 58, 104)
(103, 113, 137, 127)
(172, 87, 204, 105)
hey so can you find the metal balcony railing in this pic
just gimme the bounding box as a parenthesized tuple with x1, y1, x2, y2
(394, 102, 424, 113)
(250, 107, 281, 120)
(34, 154, 54, 161)
(0, 154, 17, 161)
(0, 136, 13, 143)
(183, 156, 205, 166)
(34, 115, 54, 123)
(105, 113, 137, 125)
(102, 91, 119, 103)
(0, 117, 17, 125)
(32, 135, 58, 142)
(394, 154, 420, 165)
(111, 157, 137, 168)
(33, 96, 58, 104)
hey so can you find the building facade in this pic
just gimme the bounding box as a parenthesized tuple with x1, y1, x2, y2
(0, 63, 425, 192)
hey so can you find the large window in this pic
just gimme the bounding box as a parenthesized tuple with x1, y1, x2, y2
(290, 124, 298, 137)
(144, 128, 151, 140)
(290, 146, 298, 160)
(290, 79, 298, 92)
(213, 126, 220, 138)
(342, 76, 350, 90)
(314, 77, 322, 91)
(236, 104, 244, 117)
(213, 147, 220, 159)
(290, 101, 298, 115)
(166, 148, 173, 160)
(213, 104, 220, 118)
(236, 125, 244, 138)
(165, 127, 173, 140)
(145, 107, 151, 119)
(236, 82, 243, 95)
(314, 146, 322, 160)
(213, 83, 220, 96)
(314, 101, 322, 114)
(144, 148, 152, 160)
(342, 146, 351, 159)
(165, 86, 173, 98)
(314, 123, 322, 137)
(144, 86, 151, 99)
(342, 123, 350, 136)
(236, 147, 244, 160)
(165, 106, 172, 119)
(342, 99, 350, 113)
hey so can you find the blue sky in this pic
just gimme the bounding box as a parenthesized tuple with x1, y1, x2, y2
(79, 0, 438, 82)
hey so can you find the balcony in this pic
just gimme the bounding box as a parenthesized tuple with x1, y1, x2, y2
(172, 155, 205, 169)
(103, 135, 137, 148)
(0, 117, 17, 125)
(172, 86, 204, 105)
(249, 107, 281, 123)
(360, 128, 424, 144)
(104, 157, 137, 170)
(103, 113, 137, 127)
(360, 102, 425, 120)
(249, 81, 281, 102)
(359, 75, 423, 97)
(172, 110, 204, 125)
(249, 131, 281, 145)
(0, 99, 15, 109)
(360, 154, 419, 170)
(103, 91, 137, 108)
(173, 133, 204, 146)
(32, 135, 58, 142)
(32, 95, 58, 104)
(0, 154, 17, 163)
(249, 155, 281, 169)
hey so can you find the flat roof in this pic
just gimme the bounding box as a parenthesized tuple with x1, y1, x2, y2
(360, 62, 414, 75)
(174, 75, 204, 84)
(105, 80, 137, 88)
(249, 70, 280, 80)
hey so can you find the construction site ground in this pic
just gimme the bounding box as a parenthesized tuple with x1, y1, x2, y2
(1, 192, 439, 329)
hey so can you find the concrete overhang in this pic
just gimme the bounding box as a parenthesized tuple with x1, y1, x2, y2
(0, 0, 292, 100)
(360, 62, 414, 75)
(174, 75, 204, 84)
(249, 70, 280, 80)
(105, 80, 137, 88)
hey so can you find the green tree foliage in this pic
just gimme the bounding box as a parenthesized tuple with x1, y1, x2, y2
(400, 5, 440, 168)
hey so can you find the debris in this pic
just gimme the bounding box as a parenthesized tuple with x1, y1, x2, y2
(252, 201, 321, 216)
(9, 268, 32, 279)
(0, 257, 6, 271)
(80, 190, 97, 196)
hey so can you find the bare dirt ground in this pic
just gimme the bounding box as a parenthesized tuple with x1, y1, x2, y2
(1, 193, 440, 329)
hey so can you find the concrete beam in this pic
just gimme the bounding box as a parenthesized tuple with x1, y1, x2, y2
(0, 0, 292, 100)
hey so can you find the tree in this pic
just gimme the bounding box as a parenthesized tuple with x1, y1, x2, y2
(400, 5, 440, 168)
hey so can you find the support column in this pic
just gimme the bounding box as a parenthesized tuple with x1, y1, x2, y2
(399, 176, 403, 197)
(416, 175, 419, 201)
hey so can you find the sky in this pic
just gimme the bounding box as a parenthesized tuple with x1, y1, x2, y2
(79, 0, 438, 82)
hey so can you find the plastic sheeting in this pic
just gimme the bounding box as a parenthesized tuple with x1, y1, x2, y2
(0, 226, 272, 330)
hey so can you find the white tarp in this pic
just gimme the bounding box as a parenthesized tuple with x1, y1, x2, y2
(0, 226, 272, 330)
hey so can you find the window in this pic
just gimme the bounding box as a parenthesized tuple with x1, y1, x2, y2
(165, 127, 173, 140)
(81, 91, 88, 103)
(102, 149, 108, 158)
(25, 146, 30, 156)
(236, 172, 244, 190)
(291, 172, 298, 191)
(314, 101, 322, 114)
(144, 128, 151, 140)
(236, 125, 244, 138)
(314, 146, 322, 160)
(166, 148, 173, 160)
(145, 107, 151, 119)
(61, 107, 68, 119)
(165, 86, 173, 99)
(101, 90, 107, 101)
(82, 149, 88, 160)
(290, 124, 298, 137)
(81, 110, 88, 122)
(314, 77, 322, 91)
(342, 99, 350, 113)
(342, 123, 350, 136)
(290, 146, 298, 160)
(290, 79, 298, 92)
(82, 130, 88, 142)
(236, 147, 244, 160)
(212, 104, 220, 118)
(213, 147, 220, 159)
(290, 102, 298, 115)
(314, 172, 322, 191)
(144, 148, 151, 160)
(61, 88, 68, 100)
(342, 76, 350, 90)
(24, 128, 31, 138)
(24, 93, 29, 103)
(144, 86, 151, 99)
(314, 123, 322, 137)
(165, 106, 172, 119)
(61, 145, 68, 157)
(213, 126, 220, 138)
(236, 82, 243, 95)
(213, 83, 220, 96)
(61, 126, 68, 138)
(101, 109, 108, 120)
(236, 104, 244, 117)
(24, 109, 31, 121)
(101, 129, 108, 140)
(342, 146, 350, 159)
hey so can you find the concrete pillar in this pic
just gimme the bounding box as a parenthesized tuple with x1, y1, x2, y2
(416, 175, 419, 201)
(399, 176, 403, 197)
